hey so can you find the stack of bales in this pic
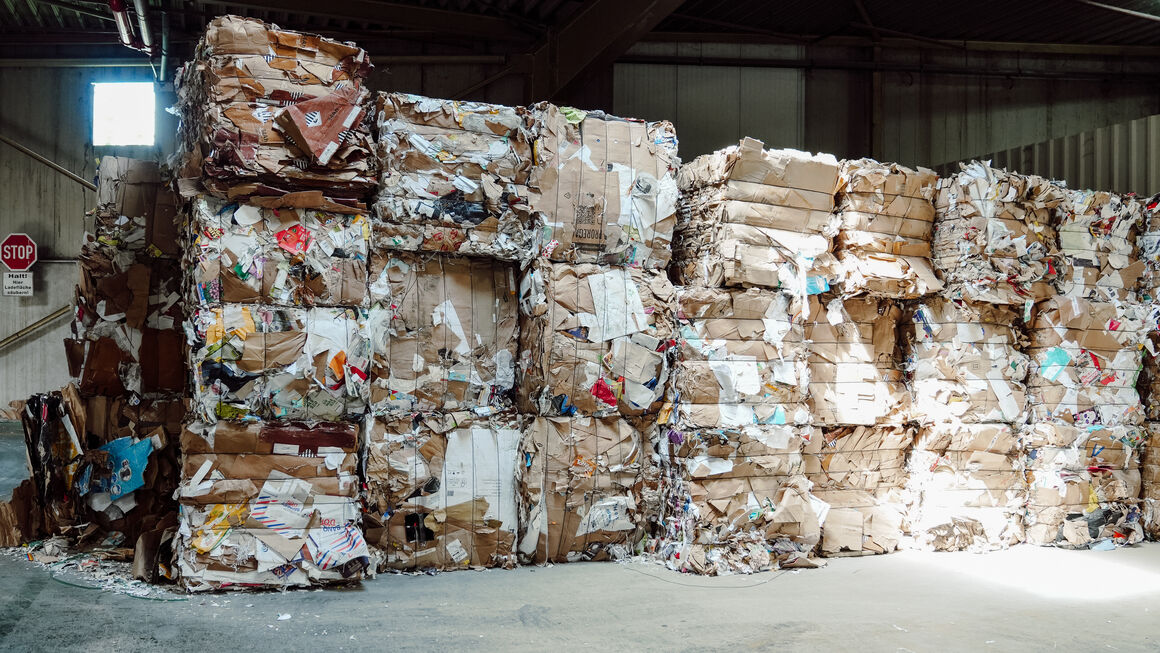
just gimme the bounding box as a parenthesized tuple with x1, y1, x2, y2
(175, 17, 374, 589)
(517, 107, 680, 563)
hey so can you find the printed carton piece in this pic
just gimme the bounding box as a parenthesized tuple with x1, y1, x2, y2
(518, 416, 647, 563)
(668, 286, 810, 429)
(188, 196, 370, 307)
(907, 423, 1026, 551)
(517, 260, 676, 417)
(1054, 189, 1143, 301)
(904, 299, 1029, 424)
(187, 305, 370, 422)
(1025, 297, 1148, 426)
(366, 252, 518, 415)
(673, 138, 840, 295)
(805, 425, 915, 556)
(805, 296, 909, 425)
(1021, 422, 1146, 547)
(371, 93, 537, 261)
(530, 104, 680, 269)
(834, 158, 942, 298)
(655, 425, 821, 574)
(174, 15, 376, 207)
(933, 161, 1063, 305)
(364, 413, 523, 570)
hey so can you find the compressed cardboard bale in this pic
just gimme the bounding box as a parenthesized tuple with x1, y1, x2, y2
(906, 423, 1025, 551)
(1025, 297, 1148, 426)
(371, 93, 536, 261)
(1139, 193, 1160, 302)
(188, 305, 369, 422)
(366, 252, 517, 415)
(933, 161, 1063, 305)
(805, 296, 909, 425)
(834, 158, 942, 298)
(187, 196, 370, 307)
(1143, 423, 1160, 539)
(1022, 422, 1147, 548)
(904, 299, 1029, 424)
(656, 425, 820, 575)
(518, 416, 647, 563)
(1054, 189, 1143, 301)
(529, 104, 679, 269)
(363, 412, 523, 570)
(805, 425, 914, 556)
(674, 138, 840, 294)
(668, 286, 810, 429)
(93, 157, 180, 257)
(517, 261, 675, 417)
(174, 15, 375, 206)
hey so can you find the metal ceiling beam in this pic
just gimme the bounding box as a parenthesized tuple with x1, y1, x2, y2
(32, 0, 113, 23)
(1071, 0, 1160, 23)
(529, 0, 685, 100)
(196, 0, 535, 42)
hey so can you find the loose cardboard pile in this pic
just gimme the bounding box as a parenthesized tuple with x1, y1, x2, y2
(530, 104, 679, 269)
(187, 196, 370, 307)
(372, 93, 536, 261)
(806, 425, 914, 556)
(904, 298, 1028, 425)
(650, 425, 820, 574)
(673, 138, 840, 294)
(933, 161, 1063, 305)
(516, 261, 675, 418)
(834, 159, 942, 298)
(365, 252, 518, 415)
(1054, 189, 1143, 301)
(174, 15, 375, 206)
(907, 423, 1026, 551)
(1022, 422, 1147, 547)
(364, 413, 522, 570)
(804, 296, 909, 426)
(1024, 297, 1147, 426)
(668, 287, 809, 429)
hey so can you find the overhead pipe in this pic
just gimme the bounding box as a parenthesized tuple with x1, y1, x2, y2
(107, 0, 138, 51)
(132, 0, 154, 52)
(159, 11, 169, 82)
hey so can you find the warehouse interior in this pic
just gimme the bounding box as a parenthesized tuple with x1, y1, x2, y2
(3, 0, 1160, 650)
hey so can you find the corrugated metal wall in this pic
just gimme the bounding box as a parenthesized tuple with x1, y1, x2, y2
(939, 114, 1160, 197)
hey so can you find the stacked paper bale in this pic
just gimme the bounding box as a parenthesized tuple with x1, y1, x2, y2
(515, 107, 681, 563)
(371, 93, 537, 261)
(174, 15, 375, 206)
(179, 196, 372, 589)
(1143, 424, 1160, 539)
(1022, 297, 1150, 547)
(933, 161, 1063, 306)
(1134, 195, 1160, 419)
(902, 299, 1030, 550)
(673, 138, 840, 294)
(1054, 190, 1144, 301)
(63, 157, 185, 544)
(361, 251, 522, 570)
(834, 159, 942, 298)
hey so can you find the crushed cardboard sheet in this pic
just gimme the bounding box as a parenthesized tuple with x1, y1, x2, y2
(666, 286, 810, 429)
(371, 93, 537, 262)
(366, 252, 518, 415)
(1025, 297, 1149, 427)
(1054, 189, 1143, 301)
(834, 158, 942, 298)
(1021, 422, 1147, 548)
(933, 161, 1063, 305)
(804, 296, 909, 426)
(673, 138, 840, 295)
(517, 261, 676, 418)
(904, 298, 1029, 425)
(174, 15, 376, 208)
(364, 412, 524, 571)
(530, 104, 680, 269)
(906, 423, 1026, 552)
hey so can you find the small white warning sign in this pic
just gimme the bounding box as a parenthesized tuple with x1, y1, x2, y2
(3, 272, 33, 296)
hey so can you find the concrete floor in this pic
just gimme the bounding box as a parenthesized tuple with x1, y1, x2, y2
(0, 543, 1158, 652)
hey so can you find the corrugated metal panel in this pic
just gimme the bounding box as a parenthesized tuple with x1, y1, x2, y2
(936, 113, 1160, 196)
(0, 264, 75, 407)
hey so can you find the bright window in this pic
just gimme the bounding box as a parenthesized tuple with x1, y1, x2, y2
(92, 82, 155, 146)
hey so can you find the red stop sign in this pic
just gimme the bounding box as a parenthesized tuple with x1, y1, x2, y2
(1, 233, 37, 272)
